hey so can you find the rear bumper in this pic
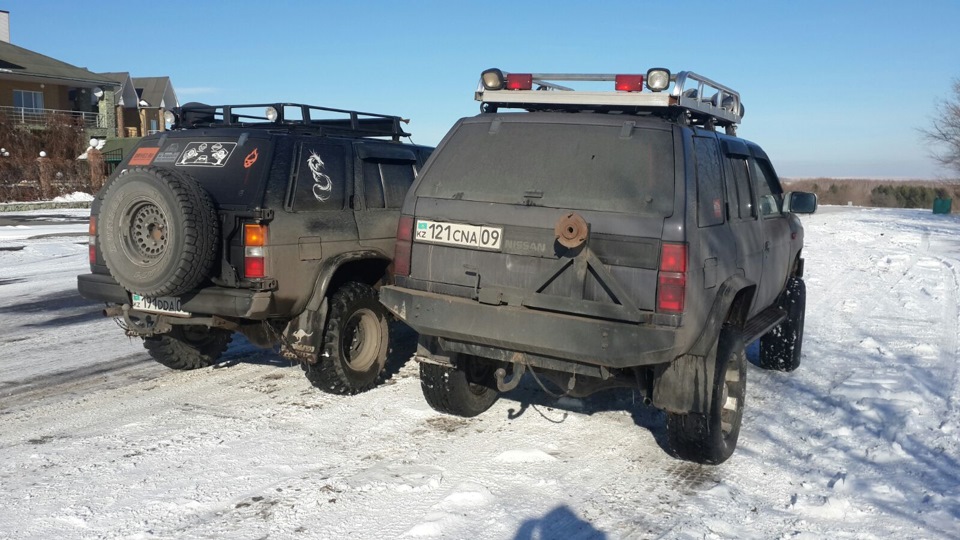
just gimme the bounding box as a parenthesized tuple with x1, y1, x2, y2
(77, 273, 273, 319)
(380, 285, 679, 368)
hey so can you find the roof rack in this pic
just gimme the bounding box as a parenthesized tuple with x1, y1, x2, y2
(170, 103, 411, 141)
(475, 69, 743, 135)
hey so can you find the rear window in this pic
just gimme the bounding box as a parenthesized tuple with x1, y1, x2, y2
(137, 136, 273, 207)
(420, 121, 674, 215)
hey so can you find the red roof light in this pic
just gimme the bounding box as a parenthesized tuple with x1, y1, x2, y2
(505, 73, 533, 90)
(615, 74, 645, 92)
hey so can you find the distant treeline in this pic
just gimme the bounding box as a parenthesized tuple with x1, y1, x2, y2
(782, 178, 960, 211)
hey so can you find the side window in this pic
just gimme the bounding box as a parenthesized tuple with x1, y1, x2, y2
(751, 159, 784, 218)
(694, 136, 724, 227)
(362, 159, 416, 209)
(290, 143, 346, 212)
(727, 157, 755, 219)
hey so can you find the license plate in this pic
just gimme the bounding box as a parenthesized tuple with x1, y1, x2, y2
(131, 294, 191, 317)
(415, 219, 503, 251)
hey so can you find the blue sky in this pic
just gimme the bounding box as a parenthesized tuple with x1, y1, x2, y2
(6, 0, 960, 178)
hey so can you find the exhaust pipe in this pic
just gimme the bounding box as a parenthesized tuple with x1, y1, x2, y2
(103, 305, 124, 318)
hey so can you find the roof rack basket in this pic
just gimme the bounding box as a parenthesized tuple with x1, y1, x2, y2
(475, 70, 743, 135)
(172, 103, 411, 141)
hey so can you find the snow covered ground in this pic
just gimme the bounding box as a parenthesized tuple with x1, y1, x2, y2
(0, 206, 957, 539)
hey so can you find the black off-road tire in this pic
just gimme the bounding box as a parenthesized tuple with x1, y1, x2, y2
(420, 355, 499, 418)
(302, 282, 389, 395)
(666, 326, 747, 465)
(99, 167, 219, 297)
(759, 277, 806, 372)
(143, 326, 232, 370)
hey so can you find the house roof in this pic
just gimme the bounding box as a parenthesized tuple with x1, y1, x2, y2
(100, 71, 139, 108)
(0, 40, 116, 87)
(132, 76, 178, 109)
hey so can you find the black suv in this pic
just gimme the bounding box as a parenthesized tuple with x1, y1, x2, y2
(381, 69, 817, 463)
(78, 103, 432, 394)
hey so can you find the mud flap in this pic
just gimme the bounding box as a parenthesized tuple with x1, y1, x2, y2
(651, 353, 716, 415)
(281, 298, 328, 362)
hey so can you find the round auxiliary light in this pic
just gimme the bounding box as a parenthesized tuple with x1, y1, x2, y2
(39, 151, 47, 158)
(646, 68, 671, 92)
(265, 106, 279, 122)
(481, 68, 506, 91)
(163, 110, 176, 125)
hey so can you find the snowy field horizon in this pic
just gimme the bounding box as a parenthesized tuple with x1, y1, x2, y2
(0, 206, 958, 538)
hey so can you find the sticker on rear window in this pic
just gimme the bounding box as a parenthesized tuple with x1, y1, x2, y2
(176, 142, 237, 167)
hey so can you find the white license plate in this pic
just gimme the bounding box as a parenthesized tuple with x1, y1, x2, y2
(415, 219, 503, 251)
(131, 294, 191, 317)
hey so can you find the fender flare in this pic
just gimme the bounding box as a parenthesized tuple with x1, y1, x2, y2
(282, 250, 390, 358)
(304, 250, 390, 311)
(651, 274, 753, 415)
(688, 273, 754, 357)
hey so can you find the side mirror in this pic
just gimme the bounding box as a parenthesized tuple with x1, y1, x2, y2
(784, 191, 818, 214)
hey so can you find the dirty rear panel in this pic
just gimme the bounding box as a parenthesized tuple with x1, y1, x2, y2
(407, 114, 675, 319)
(125, 129, 274, 208)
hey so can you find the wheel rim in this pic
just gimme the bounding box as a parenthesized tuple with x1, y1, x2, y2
(123, 200, 169, 265)
(719, 354, 744, 437)
(465, 360, 492, 396)
(341, 308, 380, 371)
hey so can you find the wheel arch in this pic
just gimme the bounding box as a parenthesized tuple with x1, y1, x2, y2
(651, 275, 752, 416)
(281, 251, 390, 356)
(688, 274, 754, 357)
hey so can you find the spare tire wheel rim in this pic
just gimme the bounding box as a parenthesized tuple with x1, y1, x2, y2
(123, 198, 169, 266)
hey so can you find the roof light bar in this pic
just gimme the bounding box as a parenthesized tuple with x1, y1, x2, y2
(475, 68, 743, 132)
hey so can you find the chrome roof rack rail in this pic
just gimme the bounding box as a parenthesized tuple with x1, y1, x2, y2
(475, 69, 743, 135)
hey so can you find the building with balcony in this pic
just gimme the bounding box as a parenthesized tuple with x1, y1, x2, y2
(0, 9, 180, 158)
(0, 15, 118, 138)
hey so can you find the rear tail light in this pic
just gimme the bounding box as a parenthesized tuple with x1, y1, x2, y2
(244, 224, 267, 279)
(88, 216, 97, 265)
(505, 73, 533, 90)
(657, 243, 687, 314)
(393, 215, 414, 277)
(615, 74, 644, 92)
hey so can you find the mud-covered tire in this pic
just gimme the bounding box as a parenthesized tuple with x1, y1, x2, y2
(99, 166, 219, 297)
(666, 326, 746, 465)
(143, 325, 232, 370)
(420, 355, 499, 418)
(759, 277, 806, 372)
(302, 282, 389, 395)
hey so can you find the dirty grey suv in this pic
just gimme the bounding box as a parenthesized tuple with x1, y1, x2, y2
(380, 68, 817, 464)
(78, 103, 432, 395)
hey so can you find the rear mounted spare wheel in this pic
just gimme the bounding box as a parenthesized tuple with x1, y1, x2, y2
(99, 166, 219, 297)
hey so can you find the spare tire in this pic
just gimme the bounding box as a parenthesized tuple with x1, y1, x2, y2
(99, 166, 219, 297)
